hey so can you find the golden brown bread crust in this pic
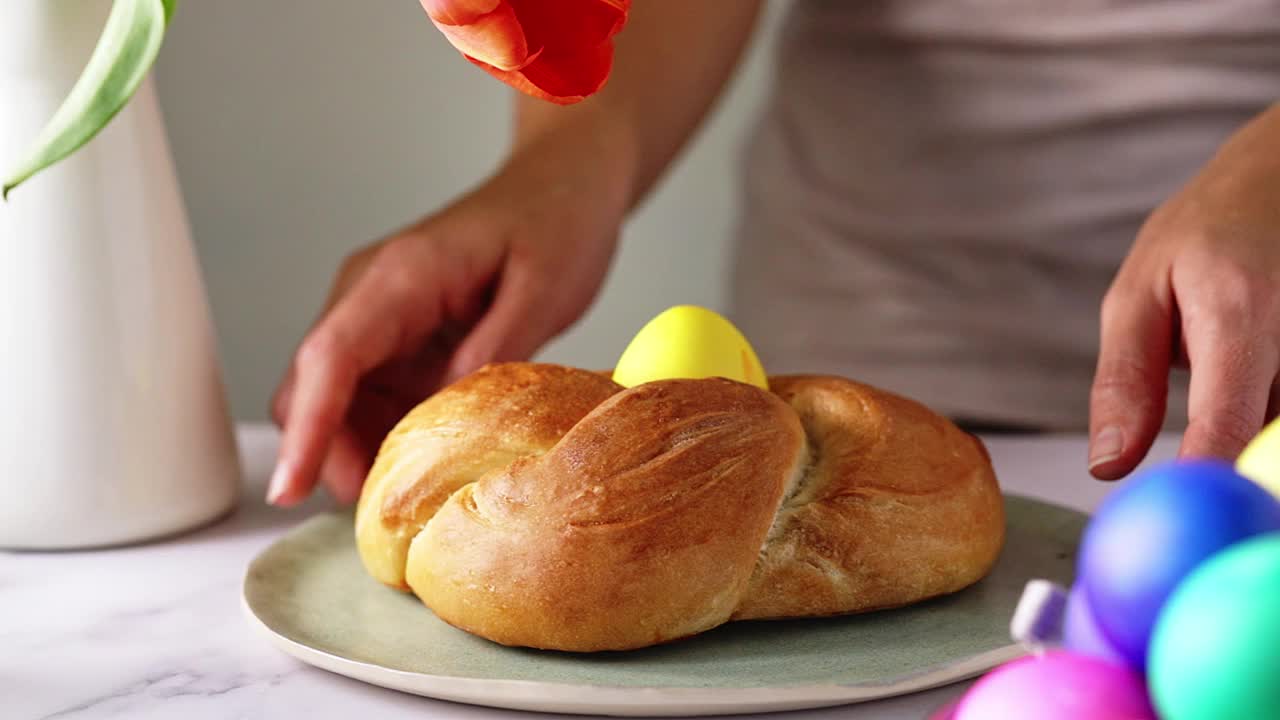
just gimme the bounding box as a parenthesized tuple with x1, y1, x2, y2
(733, 376, 1005, 620)
(354, 363, 620, 589)
(356, 362, 1005, 651)
(405, 377, 806, 651)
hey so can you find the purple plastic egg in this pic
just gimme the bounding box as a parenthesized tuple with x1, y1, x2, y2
(1079, 459, 1280, 669)
(1062, 583, 1127, 666)
(953, 651, 1155, 720)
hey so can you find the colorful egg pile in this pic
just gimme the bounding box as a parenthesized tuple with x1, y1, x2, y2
(949, 418, 1280, 720)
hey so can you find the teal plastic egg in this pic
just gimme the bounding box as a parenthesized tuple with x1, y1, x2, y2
(1149, 533, 1280, 720)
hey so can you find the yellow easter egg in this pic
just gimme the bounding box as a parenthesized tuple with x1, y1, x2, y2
(613, 305, 768, 390)
(1238, 417, 1280, 499)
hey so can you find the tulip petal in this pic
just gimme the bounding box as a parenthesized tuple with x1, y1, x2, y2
(507, 0, 627, 57)
(480, 0, 628, 104)
(429, 3, 531, 71)
(419, 0, 503, 26)
(467, 39, 613, 104)
(424, 0, 630, 104)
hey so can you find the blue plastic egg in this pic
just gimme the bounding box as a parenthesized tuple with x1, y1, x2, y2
(1079, 459, 1280, 669)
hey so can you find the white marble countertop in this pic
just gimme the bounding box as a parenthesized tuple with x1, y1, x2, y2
(1, 423, 1180, 720)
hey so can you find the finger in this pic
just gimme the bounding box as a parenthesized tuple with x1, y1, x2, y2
(1268, 382, 1280, 423)
(315, 379, 418, 507)
(1089, 286, 1174, 480)
(445, 261, 551, 383)
(1172, 323, 1190, 369)
(267, 331, 361, 507)
(325, 243, 381, 313)
(1179, 329, 1276, 462)
(270, 366, 296, 427)
(319, 427, 371, 506)
(270, 246, 381, 431)
(268, 266, 440, 506)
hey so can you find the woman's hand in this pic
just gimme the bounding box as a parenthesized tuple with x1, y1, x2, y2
(266, 132, 632, 506)
(267, 0, 762, 506)
(1089, 104, 1280, 480)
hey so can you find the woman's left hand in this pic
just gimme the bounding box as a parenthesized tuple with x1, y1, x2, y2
(1090, 103, 1280, 480)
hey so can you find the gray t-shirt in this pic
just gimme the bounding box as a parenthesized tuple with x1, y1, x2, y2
(731, 0, 1280, 430)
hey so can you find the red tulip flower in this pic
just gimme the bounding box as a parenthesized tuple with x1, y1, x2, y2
(420, 0, 631, 104)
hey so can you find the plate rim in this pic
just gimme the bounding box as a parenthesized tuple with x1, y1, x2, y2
(242, 592, 1022, 716)
(241, 494, 1075, 715)
(242, 594, 1018, 716)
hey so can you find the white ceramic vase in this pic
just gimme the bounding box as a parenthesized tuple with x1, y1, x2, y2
(0, 0, 241, 548)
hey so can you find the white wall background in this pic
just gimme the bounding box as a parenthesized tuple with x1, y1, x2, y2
(154, 1, 788, 421)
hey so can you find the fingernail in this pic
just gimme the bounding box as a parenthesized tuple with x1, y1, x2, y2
(266, 461, 291, 506)
(1089, 426, 1125, 469)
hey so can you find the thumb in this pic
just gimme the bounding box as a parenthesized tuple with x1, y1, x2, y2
(446, 262, 553, 383)
(1088, 286, 1173, 480)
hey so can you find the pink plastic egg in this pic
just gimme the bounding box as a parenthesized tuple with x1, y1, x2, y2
(953, 651, 1155, 720)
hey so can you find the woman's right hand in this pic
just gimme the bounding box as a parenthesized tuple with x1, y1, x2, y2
(267, 0, 764, 507)
(266, 133, 632, 507)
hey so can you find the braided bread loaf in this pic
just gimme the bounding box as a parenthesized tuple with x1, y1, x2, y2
(355, 362, 1004, 651)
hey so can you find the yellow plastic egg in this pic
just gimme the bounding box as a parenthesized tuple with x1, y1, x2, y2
(612, 305, 768, 390)
(1238, 417, 1280, 499)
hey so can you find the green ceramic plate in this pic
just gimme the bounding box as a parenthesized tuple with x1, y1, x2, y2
(242, 495, 1083, 716)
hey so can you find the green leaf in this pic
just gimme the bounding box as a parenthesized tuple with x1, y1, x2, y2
(2, 0, 177, 200)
